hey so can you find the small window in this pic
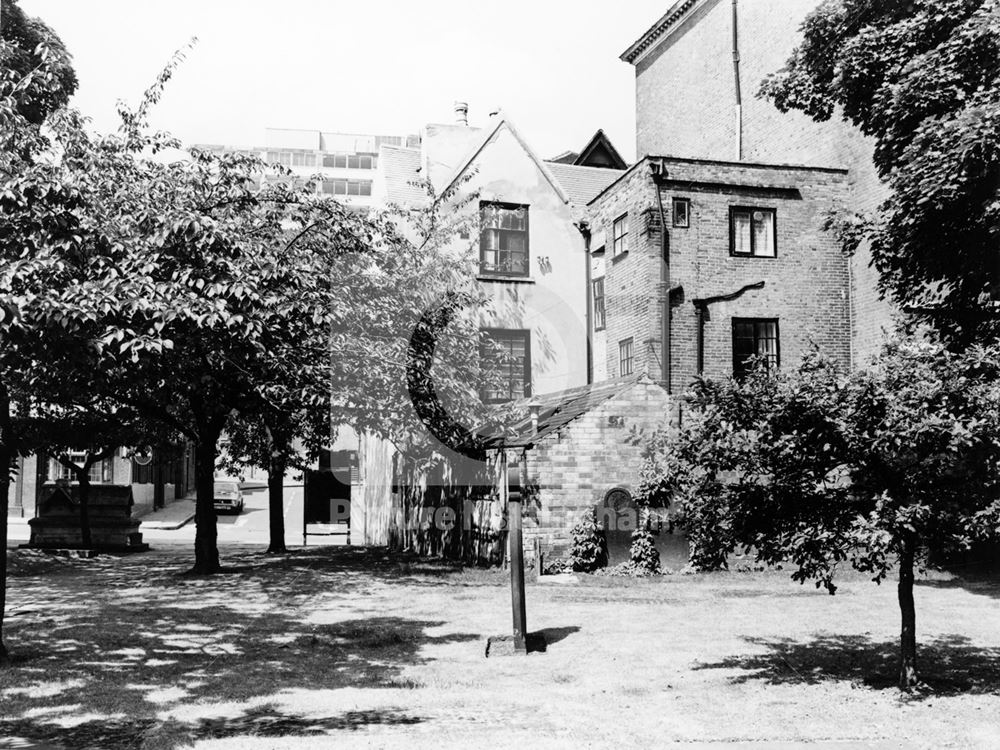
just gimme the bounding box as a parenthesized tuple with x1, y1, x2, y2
(347, 154, 361, 169)
(593, 277, 606, 331)
(347, 180, 361, 196)
(612, 214, 629, 257)
(292, 151, 315, 167)
(732, 318, 779, 377)
(480, 328, 531, 403)
(334, 179, 348, 195)
(672, 197, 690, 228)
(322, 154, 338, 168)
(730, 207, 776, 257)
(334, 154, 348, 169)
(480, 202, 529, 277)
(359, 180, 372, 197)
(359, 154, 375, 169)
(619, 338, 634, 377)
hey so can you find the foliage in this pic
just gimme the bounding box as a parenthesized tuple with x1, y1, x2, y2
(639, 341, 1000, 687)
(629, 525, 661, 574)
(568, 507, 608, 573)
(760, 0, 1000, 347)
(0, 0, 77, 126)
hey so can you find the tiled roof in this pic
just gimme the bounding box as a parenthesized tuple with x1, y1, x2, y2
(480, 376, 653, 448)
(545, 162, 626, 206)
(379, 145, 426, 205)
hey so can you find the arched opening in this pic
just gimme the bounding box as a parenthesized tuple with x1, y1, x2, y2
(594, 487, 639, 566)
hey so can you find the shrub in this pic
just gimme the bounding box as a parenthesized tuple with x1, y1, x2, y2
(569, 507, 608, 572)
(629, 525, 661, 574)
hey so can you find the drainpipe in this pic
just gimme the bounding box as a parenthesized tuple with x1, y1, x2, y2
(580, 222, 593, 384)
(650, 160, 671, 393)
(732, 0, 743, 161)
(692, 280, 765, 376)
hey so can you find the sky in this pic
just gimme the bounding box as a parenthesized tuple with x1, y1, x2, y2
(19, 0, 671, 162)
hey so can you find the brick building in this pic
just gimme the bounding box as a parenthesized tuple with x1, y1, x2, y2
(621, 0, 896, 363)
(586, 155, 852, 392)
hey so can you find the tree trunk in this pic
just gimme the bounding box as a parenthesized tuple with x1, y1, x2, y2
(192, 436, 221, 574)
(77, 465, 92, 550)
(0, 456, 10, 666)
(898, 537, 919, 690)
(266, 452, 287, 554)
(0, 382, 13, 665)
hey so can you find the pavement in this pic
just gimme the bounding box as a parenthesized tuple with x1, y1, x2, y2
(134, 496, 196, 530)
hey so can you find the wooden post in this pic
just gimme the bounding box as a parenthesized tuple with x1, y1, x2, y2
(503, 449, 527, 652)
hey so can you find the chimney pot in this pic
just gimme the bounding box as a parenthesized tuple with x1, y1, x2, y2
(454, 101, 469, 126)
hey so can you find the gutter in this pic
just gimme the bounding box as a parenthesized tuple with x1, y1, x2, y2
(650, 160, 671, 392)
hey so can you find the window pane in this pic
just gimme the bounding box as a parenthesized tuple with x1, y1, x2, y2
(322, 154, 337, 167)
(360, 181, 372, 196)
(334, 154, 347, 168)
(348, 154, 361, 169)
(359, 155, 373, 169)
(480, 203, 529, 276)
(347, 181, 360, 195)
(757, 321, 778, 366)
(481, 329, 530, 403)
(732, 210, 752, 254)
(673, 198, 690, 227)
(334, 180, 347, 195)
(752, 210, 775, 257)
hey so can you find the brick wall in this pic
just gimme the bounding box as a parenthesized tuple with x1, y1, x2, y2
(630, 0, 895, 365)
(586, 166, 664, 381)
(521, 379, 671, 556)
(588, 156, 852, 393)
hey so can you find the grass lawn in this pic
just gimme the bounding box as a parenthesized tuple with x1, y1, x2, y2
(1, 543, 999, 749)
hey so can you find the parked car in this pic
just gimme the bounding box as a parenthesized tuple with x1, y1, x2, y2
(212, 480, 244, 514)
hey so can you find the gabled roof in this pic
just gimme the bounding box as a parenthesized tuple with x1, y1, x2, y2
(546, 162, 626, 206)
(620, 0, 703, 65)
(574, 129, 628, 170)
(480, 376, 657, 449)
(378, 145, 426, 205)
(548, 150, 579, 164)
(438, 113, 573, 205)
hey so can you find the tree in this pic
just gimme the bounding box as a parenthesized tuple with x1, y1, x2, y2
(0, 0, 77, 126)
(640, 342, 1000, 690)
(760, 0, 1000, 346)
(0, 10, 79, 663)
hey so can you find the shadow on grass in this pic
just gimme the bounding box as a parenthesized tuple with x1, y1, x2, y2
(527, 626, 581, 653)
(2, 546, 487, 749)
(918, 576, 1000, 602)
(1, 707, 423, 750)
(694, 633, 1000, 697)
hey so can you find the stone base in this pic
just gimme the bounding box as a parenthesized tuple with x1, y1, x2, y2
(484, 632, 547, 657)
(485, 635, 526, 657)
